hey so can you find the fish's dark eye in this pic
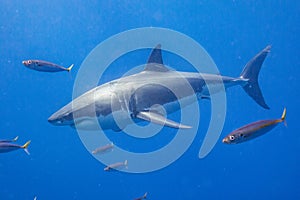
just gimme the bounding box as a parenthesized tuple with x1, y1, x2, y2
(28, 60, 32, 64)
(229, 135, 235, 140)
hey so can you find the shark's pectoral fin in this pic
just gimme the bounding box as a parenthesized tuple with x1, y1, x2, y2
(136, 111, 192, 129)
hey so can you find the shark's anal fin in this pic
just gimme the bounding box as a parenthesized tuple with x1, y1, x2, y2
(136, 111, 192, 129)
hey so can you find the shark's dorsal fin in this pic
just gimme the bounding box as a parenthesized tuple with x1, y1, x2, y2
(144, 44, 170, 72)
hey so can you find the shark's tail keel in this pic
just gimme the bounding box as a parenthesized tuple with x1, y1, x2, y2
(240, 45, 271, 109)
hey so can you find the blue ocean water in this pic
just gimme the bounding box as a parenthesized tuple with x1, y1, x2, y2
(0, 1, 299, 199)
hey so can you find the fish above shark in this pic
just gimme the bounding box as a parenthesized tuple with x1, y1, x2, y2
(48, 44, 271, 131)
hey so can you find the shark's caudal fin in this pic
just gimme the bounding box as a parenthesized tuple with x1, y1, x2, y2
(240, 45, 271, 109)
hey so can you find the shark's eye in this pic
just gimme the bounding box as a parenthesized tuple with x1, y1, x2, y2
(229, 135, 235, 140)
(28, 60, 32, 64)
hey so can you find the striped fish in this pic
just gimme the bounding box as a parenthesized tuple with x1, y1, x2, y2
(0, 140, 31, 155)
(22, 60, 74, 72)
(223, 108, 286, 144)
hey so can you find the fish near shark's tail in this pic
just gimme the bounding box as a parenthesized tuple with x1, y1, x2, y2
(239, 45, 271, 109)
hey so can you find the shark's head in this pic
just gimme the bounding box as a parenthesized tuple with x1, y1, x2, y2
(48, 104, 75, 126)
(48, 102, 120, 131)
(48, 86, 117, 130)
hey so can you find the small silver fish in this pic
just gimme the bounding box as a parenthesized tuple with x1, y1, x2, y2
(0, 136, 18, 143)
(104, 160, 128, 171)
(92, 142, 114, 154)
(0, 140, 31, 155)
(22, 60, 74, 72)
(223, 108, 286, 144)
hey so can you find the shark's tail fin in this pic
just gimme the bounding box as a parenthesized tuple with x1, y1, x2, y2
(240, 45, 271, 109)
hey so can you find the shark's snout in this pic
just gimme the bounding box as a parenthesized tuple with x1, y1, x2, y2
(48, 115, 59, 124)
(47, 116, 55, 123)
(48, 112, 65, 126)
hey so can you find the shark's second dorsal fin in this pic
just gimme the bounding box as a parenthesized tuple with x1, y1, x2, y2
(144, 44, 170, 72)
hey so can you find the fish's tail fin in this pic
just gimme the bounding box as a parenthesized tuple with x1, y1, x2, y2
(12, 136, 19, 142)
(22, 140, 31, 155)
(66, 64, 74, 72)
(281, 107, 287, 126)
(240, 45, 271, 109)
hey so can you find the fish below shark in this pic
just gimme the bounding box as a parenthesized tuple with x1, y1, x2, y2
(48, 44, 271, 131)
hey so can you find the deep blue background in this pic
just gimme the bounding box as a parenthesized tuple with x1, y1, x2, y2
(0, 1, 299, 199)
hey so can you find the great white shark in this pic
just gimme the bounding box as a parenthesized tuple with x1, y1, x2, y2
(48, 45, 271, 131)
